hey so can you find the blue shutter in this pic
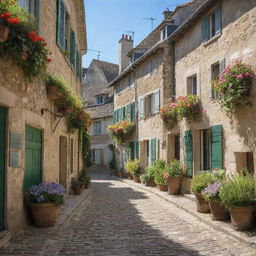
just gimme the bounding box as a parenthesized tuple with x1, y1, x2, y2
(202, 16, 210, 42)
(154, 90, 160, 114)
(184, 130, 193, 177)
(139, 98, 145, 118)
(215, 4, 222, 34)
(211, 125, 223, 169)
(56, 0, 65, 51)
(150, 138, 157, 165)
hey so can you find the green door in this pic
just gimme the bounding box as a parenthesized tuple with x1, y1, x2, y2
(0, 107, 6, 231)
(24, 126, 42, 189)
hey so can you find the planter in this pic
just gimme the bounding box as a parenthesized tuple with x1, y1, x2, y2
(180, 177, 191, 195)
(46, 84, 63, 100)
(146, 179, 156, 187)
(133, 175, 141, 183)
(30, 203, 60, 228)
(229, 206, 255, 231)
(73, 188, 82, 195)
(194, 193, 210, 213)
(65, 106, 74, 114)
(167, 177, 182, 195)
(157, 184, 168, 192)
(0, 25, 10, 43)
(128, 174, 133, 180)
(209, 201, 230, 221)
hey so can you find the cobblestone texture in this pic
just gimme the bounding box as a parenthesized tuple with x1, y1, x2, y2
(0, 174, 255, 256)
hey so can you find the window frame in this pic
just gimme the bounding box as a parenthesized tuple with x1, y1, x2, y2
(187, 75, 198, 95)
(93, 120, 102, 136)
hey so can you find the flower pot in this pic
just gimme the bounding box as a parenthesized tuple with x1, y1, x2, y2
(146, 179, 156, 187)
(133, 175, 141, 183)
(46, 84, 60, 99)
(158, 184, 168, 192)
(229, 206, 255, 231)
(209, 201, 230, 221)
(128, 174, 133, 180)
(0, 25, 10, 43)
(194, 193, 210, 213)
(65, 106, 74, 114)
(73, 188, 82, 195)
(167, 177, 182, 195)
(30, 203, 60, 228)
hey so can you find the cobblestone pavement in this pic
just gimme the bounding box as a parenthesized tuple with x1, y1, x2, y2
(0, 174, 255, 256)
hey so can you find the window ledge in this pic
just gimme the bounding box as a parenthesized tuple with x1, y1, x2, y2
(203, 32, 222, 47)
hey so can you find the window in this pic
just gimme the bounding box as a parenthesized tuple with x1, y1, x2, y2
(96, 95, 106, 105)
(92, 149, 101, 164)
(128, 75, 134, 88)
(235, 152, 254, 174)
(211, 62, 220, 99)
(200, 129, 211, 171)
(161, 25, 177, 41)
(187, 75, 197, 95)
(145, 94, 154, 117)
(64, 12, 70, 52)
(174, 135, 180, 160)
(18, 0, 40, 24)
(202, 4, 222, 42)
(93, 121, 101, 136)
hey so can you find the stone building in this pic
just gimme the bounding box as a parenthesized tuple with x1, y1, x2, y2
(109, 0, 205, 170)
(83, 60, 118, 172)
(165, 0, 256, 176)
(0, 0, 86, 233)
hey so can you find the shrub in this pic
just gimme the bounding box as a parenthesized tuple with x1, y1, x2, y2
(71, 180, 81, 191)
(24, 183, 65, 205)
(190, 171, 215, 194)
(219, 174, 255, 208)
(78, 172, 91, 186)
(163, 159, 183, 180)
(145, 165, 155, 181)
(124, 159, 141, 176)
(154, 168, 167, 185)
(68, 109, 91, 132)
(213, 61, 254, 114)
(140, 173, 150, 183)
(202, 180, 222, 202)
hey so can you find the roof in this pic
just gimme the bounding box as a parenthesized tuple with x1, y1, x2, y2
(86, 102, 114, 119)
(109, 0, 212, 87)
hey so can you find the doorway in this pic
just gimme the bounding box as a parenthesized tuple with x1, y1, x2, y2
(59, 136, 68, 189)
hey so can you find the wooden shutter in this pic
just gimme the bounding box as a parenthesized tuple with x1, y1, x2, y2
(154, 90, 160, 114)
(215, 4, 222, 34)
(139, 98, 145, 118)
(57, 0, 65, 51)
(70, 30, 76, 66)
(202, 16, 210, 42)
(184, 130, 193, 177)
(131, 102, 135, 121)
(150, 138, 157, 165)
(211, 125, 223, 169)
(76, 50, 81, 79)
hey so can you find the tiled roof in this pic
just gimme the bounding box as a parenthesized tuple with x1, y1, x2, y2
(86, 102, 114, 119)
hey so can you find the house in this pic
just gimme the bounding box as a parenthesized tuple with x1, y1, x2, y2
(83, 60, 118, 172)
(165, 0, 256, 176)
(109, 0, 206, 170)
(0, 0, 87, 233)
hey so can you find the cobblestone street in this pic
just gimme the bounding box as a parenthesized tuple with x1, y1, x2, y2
(0, 174, 255, 256)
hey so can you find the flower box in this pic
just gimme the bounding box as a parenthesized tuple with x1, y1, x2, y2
(0, 25, 9, 43)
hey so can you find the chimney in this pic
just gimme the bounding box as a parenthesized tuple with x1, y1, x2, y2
(119, 34, 133, 73)
(163, 9, 172, 20)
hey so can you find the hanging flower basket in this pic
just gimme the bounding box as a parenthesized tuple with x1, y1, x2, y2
(46, 84, 64, 100)
(0, 24, 9, 43)
(213, 61, 255, 115)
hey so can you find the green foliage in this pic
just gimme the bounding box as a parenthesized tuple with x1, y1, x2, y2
(219, 174, 255, 208)
(213, 61, 254, 115)
(154, 168, 167, 185)
(164, 159, 184, 178)
(190, 171, 215, 194)
(78, 172, 91, 186)
(148, 160, 167, 185)
(81, 130, 92, 168)
(140, 173, 150, 183)
(68, 109, 91, 133)
(109, 144, 117, 173)
(124, 159, 141, 176)
(71, 179, 81, 191)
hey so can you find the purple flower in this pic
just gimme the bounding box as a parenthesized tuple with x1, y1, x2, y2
(203, 181, 222, 198)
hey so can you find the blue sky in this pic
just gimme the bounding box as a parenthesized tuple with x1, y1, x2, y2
(82, 0, 189, 68)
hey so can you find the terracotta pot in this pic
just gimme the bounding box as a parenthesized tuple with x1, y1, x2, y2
(158, 184, 168, 192)
(133, 175, 141, 183)
(146, 179, 156, 187)
(229, 206, 255, 231)
(46, 84, 60, 99)
(209, 201, 230, 221)
(65, 106, 74, 114)
(73, 188, 82, 195)
(194, 193, 210, 213)
(0, 25, 10, 43)
(128, 174, 133, 180)
(30, 203, 60, 228)
(167, 177, 182, 195)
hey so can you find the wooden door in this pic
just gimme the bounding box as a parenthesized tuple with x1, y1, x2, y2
(59, 136, 68, 188)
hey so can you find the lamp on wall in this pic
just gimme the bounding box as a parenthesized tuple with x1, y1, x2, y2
(161, 140, 167, 149)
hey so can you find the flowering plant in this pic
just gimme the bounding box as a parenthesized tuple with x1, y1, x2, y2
(24, 182, 65, 205)
(125, 159, 141, 176)
(163, 159, 184, 180)
(68, 108, 91, 133)
(107, 121, 135, 144)
(160, 95, 204, 127)
(213, 61, 254, 114)
(202, 180, 222, 202)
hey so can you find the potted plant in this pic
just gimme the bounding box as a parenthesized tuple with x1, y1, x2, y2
(163, 160, 184, 195)
(140, 173, 149, 185)
(24, 182, 65, 228)
(152, 160, 168, 191)
(219, 174, 255, 230)
(145, 165, 156, 187)
(202, 180, 230, 221)
(190, 172, 214, 213)
(78, 172, 91, 189)
(160, 103, 178, 129)
(124, 159, 142, 183)
(71, 179, 82, 195)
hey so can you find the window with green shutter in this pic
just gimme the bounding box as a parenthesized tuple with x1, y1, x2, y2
(70, 30, 76, 66)
(125, 104, 131, 121)
(184, 130, 193, 177)
(131, 102, 135, 121)
(215, 4, 222, 34)
(153, 90, 160, 114)
(211, 125, 223, 169)
(113, 110, 117, 124)
(76, 50, 81, 79)
(134, 141, 139, 160)
(56, 0, 65, 51)
(150, 138, 157, 165)
(202, 16, 210, 42)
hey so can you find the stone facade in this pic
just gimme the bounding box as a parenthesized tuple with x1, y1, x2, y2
(83, 60, 118, 172)
(0, 0, 86, 233)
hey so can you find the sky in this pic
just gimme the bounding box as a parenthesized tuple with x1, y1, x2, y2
(82, 0, 189, 68)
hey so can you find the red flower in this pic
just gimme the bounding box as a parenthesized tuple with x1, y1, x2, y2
(6, 17, 19, 24)
(27, 31, 46, 42)
(3, 12, 11, 18)
(47, 58, 52, 62)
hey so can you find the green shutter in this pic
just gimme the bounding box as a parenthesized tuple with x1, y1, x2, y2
(139, 98, 145, 118)
(215, 4, 222, 34)
(211, 125, 223, 169)
(131, 102, 135, 121)
(184, 130, 193, 177)
(0, 107, 6, 231)
(113, 110, 117, 124)
(125, 104, 131, 121)
(150, 138, 156, 165)
(70, 30, 76, 66)
(56, 0, 65, 50)
(154, 90, 160, 114)
(76, 50, 81, 79)
(129, 142, 134, 160)
(202, 16, 210, 42)
(134, 141, 139, 160)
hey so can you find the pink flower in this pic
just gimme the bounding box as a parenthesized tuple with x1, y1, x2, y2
(200, 109, 206, 113)
(236, 74, 243, 79)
